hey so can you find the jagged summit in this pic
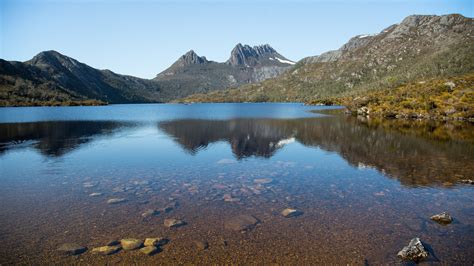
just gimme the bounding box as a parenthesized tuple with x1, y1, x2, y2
(173, 50, 209, 67)
(226, 43, 290, 67)
(155, 43, 294, 86)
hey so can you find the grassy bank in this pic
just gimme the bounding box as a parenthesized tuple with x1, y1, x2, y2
(314, 73, 473, 121)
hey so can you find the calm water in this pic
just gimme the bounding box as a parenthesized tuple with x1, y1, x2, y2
(0, 103, 473, 264)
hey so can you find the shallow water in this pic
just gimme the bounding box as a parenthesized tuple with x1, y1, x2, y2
(0, 103, 473, 264)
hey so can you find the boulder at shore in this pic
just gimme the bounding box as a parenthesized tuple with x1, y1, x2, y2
(397, 237, 428, 262)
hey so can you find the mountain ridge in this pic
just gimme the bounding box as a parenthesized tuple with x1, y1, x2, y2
(0, 43, 293, 106)
(181, 13, 474, 107)
(152, 43, 294, 99)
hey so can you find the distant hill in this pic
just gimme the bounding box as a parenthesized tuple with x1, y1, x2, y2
(0, 51, 163, 106)
(0, 44, 293, 106)
(181, 14, 474, 103)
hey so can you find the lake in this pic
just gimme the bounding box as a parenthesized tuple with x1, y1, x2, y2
(0, 103, 473, 264)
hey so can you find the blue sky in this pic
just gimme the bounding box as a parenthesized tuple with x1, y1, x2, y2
(1, 0, 472, 78)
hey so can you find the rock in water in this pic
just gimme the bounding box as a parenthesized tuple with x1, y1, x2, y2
(89, 192, 103, 197)
(281, 208, 303, 218)
(160, 206, 174, 213)
(83, 181, 97, 188)
(397, 238, 428, 262)
(224, 215, 259, 231)
(120, 238, 143, 250)
(460, 179, 473, 184)
(107, 198, 127, 204)
(194, 240, 209, 250)
(91, 245, 120, 255)
(141, 209, 159, 218)
(430, 212, 453, 224)
(164, 219, 185, 228)
(253, 178, 273, 184)
(57, 243, 87, 255)
(144, 237, 167, 247)
(140, 246, 158, 256)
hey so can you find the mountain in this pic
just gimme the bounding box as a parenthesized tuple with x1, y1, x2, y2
(182, 14, 474, 103)
(153, 44, 294, 99)
(0, 50, 163, 106)
(1, 44, 293, 106)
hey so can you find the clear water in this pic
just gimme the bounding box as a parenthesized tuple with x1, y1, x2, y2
(0, 103, 473, 264)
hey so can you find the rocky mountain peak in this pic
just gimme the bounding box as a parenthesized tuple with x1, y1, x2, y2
(176, 50, 208, 66)
(29, 50, 66, 65)
(27, 50, 83, 72)
(227, 43, 280, 67)
(388, 14, 472, 39)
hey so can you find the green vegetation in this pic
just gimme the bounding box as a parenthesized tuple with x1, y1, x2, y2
(335, 73, 474, 121)
(0, 80, 106, 107)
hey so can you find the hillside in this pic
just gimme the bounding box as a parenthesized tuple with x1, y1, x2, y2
(336, 73, 474, 121)
(181, 14, 474, 105)
(0, 51, 163, 106)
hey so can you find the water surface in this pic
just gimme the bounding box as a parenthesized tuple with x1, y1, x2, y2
(0, 103, 473, 264)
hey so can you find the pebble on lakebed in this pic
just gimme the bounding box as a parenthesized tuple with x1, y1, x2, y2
(144, 237, 168, 247)
(430, 212, 453, 224)
(224, 214, 260, 232)
(281, 208, 303, 218)
(120, 238, 144, 250)
(83, 182, 98, 188)
(194, 240, 209, 250)
(140, 246, 159, 255)
(164, 218, 186, 228)
(253, 178, 273, 184)
(107, 198, 127, 204)
(91, 245, 121, 255)
(141, 209, 160, 218)
(397, 237, 428, 262)
(57, 243, 87, 255)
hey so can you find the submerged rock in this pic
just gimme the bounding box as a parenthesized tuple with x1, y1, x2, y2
(91, 245, 120, 255)
(144, 237, 168, 247)
(140, 246, 158, 256)
(281, 208, 303, 218)
(430, 212, 453, 224)
(107, 198, 127, 204)
(120, 238, 143, 250)
(83, 182, 98, 188)
(160, 206, 174, 213)
(253, 178, 273, 184)
(141, 209, 160, 218)
(223, 194, 240, 202)
(57, 243, 87, 255)
(397, 237, 428, 262)
(224, 215, 259, 232)
(194, 240, 209, 250)
(164, 218, 186, 228)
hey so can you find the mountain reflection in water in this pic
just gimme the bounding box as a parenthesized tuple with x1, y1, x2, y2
(0, 115, 472, 187)
(0, 121, 127, 157)
(160, 116, 473, 187)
